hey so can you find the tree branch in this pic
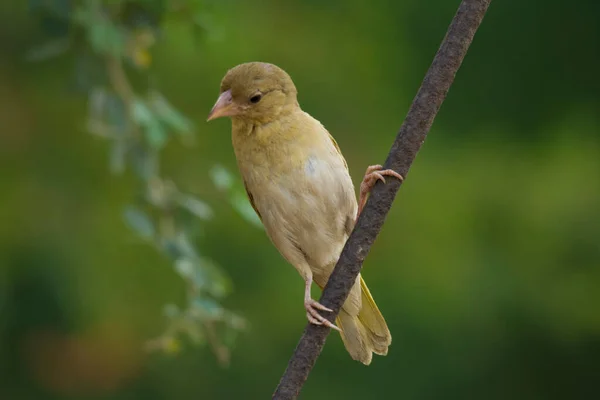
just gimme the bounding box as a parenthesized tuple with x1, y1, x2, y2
(272, 0, 492, 398)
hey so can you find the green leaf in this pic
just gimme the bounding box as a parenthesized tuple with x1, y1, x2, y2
(88, 87, 107, 120)
(161, 238, 181, 260)
(132, 99, 154, 125)
(175, 256, 230, 297)
(145, 121, 168, 149)
(150, 92, 194, 135)
(177, 233, 199, 257)
(88, 17, 124, 56)
(175, 258, 195, 279)
(192, 297, 223, 317)
(109, 139, 127, 174)
(192, 267, 207, 289)
(123, 206, 155, 239)
(178, 194, 213, 220)
(197, 257, 232, 298)
(161, 232, 199, 261)
(129, 145, 158, 181)
(133, 99, 168, 149)
(209, 165, 233, 191)
(105, 93, 127, 133)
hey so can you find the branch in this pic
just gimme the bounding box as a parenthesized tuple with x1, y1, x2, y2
(272, 0, 492, 398)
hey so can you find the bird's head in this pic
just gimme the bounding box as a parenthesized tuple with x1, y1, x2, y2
(207, 62, 298, 124)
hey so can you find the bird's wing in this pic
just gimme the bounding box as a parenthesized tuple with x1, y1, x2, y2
(326, 131, 348, 171)
(324, 130, 357, 236)
(242, 178, 263, 222)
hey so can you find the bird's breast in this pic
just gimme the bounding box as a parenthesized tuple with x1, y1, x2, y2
(241, 151, 355, 268)
(231, 113, 357, 268)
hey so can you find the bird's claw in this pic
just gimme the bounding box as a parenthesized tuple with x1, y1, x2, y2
(361, 165, 404, 189)
(304, 299, 341, 331)
(357, 165, 404, 219)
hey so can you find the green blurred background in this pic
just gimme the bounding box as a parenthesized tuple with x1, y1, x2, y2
(1, 0, 599, 399)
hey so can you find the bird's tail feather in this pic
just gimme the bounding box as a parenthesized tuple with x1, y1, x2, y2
(335, 276, 391, 365)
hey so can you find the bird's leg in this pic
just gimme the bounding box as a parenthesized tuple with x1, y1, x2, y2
(303, 273, 341, 331)
(357, 164, 404, 220)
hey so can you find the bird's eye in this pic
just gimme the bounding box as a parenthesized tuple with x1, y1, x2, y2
(250, 94, 262, 104)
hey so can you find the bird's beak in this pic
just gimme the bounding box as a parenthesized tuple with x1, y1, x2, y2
(207, 90, 235, 121)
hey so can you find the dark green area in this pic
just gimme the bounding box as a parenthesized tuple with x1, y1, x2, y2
(1, 0, 599, 399)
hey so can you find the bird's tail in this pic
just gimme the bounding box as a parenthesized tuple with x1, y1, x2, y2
(335, 276, 391, 365)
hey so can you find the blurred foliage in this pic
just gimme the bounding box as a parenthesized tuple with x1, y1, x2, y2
(22, 0, 255, 365)
(0, 0, 599, 399)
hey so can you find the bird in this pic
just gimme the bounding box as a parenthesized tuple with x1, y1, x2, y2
(207, 62, 403, 365)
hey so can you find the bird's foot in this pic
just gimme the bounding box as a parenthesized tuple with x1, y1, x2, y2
(304, 298, 341, 331)
(357, 165, 404, 219)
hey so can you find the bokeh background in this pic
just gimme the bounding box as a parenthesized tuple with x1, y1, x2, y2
(1, 0, 599, 399)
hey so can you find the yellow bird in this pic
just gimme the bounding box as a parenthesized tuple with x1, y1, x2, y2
(207, 62, 402, 365)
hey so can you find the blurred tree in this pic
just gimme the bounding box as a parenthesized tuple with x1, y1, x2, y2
(25, 0, 259, 365)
